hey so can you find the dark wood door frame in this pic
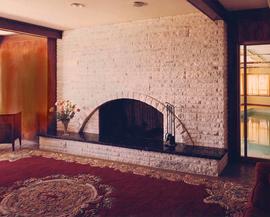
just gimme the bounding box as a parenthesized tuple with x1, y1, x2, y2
(0, 17, 62, 134)
(232, 10, 270, 162)
(227, 18, 240, 162)
(240, 43, 270, 163)
(242, 45, 248, 158)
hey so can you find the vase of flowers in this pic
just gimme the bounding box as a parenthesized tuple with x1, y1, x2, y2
(53, 100, 80, 135)
(62, 119, 70, 135)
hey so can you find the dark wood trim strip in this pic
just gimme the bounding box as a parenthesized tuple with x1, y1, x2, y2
(240, 156, 270, 163)
(240, 94, 270, 97)
(47, 38, 57, 134)
(0, 17, 62, 39)
(243, 45, 248, 158)
(233, 8, 270, 19)
(233, 8, 270, 44)
(227, 19, 240, 162)
(240, 40, 270, 46)
(241, 103, 270, 107)
(187, 0, 229, 21)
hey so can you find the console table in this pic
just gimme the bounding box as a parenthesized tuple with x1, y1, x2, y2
(0, 112, 22, 151)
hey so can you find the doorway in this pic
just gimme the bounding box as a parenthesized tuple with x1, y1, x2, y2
(240, 44, 270, 160)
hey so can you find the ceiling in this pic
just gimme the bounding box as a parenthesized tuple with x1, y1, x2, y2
(219, 0, 269, 11)
(0, 1, 269, 31)
(0, 0, 197, 30)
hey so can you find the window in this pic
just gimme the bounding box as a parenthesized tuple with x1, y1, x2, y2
(240, 74, 244, 96)
(258, 75, 269, 95)
(242, 74, 270, 96)
(247, 74, 258, 95)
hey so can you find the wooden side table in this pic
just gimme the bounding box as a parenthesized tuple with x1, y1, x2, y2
(0, 112, 22, 151)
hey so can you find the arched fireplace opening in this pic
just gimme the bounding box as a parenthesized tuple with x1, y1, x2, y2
(99, 99, 163, 149)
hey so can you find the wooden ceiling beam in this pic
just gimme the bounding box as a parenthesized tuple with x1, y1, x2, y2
(187, 0, 229, 22)
(0, 17, 62, 39)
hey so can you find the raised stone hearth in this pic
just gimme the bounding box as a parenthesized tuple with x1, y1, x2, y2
(39, 133, 228, 177)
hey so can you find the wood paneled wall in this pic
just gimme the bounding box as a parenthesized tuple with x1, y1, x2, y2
(0, 34, 48, 139)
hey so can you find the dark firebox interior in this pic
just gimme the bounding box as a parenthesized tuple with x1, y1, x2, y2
(99, 99, 163, 148)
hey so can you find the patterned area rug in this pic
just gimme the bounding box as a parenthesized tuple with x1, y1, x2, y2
(0, 174, 112, 217)
(0, 149, 251, 217)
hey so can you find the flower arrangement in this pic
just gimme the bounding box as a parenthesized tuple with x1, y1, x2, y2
(54, 100, 80, 121)
(51, 100, 80, 135)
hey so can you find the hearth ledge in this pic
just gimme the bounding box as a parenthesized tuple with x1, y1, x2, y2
(39, 136, 228, 177)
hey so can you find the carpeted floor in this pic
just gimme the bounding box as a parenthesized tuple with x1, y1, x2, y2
(0, 149, 251, 217)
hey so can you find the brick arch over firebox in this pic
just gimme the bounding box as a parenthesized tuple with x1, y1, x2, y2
(79, 92, 194, 146)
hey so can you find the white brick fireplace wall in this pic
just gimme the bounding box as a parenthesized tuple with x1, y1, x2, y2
(57, 13, 228, 149)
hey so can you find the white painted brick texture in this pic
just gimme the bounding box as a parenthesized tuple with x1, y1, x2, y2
(57, 13, 228, 149)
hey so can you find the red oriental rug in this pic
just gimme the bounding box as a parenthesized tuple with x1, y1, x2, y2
(0, 150, 250, 217)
